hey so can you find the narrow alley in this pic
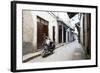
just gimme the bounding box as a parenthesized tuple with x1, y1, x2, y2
(22, 11, 91, 63)
(28, 40, 85, 63)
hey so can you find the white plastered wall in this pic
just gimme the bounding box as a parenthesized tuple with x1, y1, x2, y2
(31, 11, 58, 49)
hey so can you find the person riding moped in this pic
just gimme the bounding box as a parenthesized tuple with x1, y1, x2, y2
(42, 34, 55, 57)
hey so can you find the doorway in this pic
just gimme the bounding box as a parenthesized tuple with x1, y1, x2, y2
(53, 26, 55, 42)
(37, 16, 48, 49)
(58, 25, 62, 43)
(63, 27, 66, 43)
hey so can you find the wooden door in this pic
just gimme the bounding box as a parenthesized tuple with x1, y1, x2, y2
(63, 27, 66, 43)
(58, 25, 62, 43)
(37, 16, 48, 49)
(37, 22, 44, 49)
(53, 26, 55, 42)
(43, 25, 48, 36)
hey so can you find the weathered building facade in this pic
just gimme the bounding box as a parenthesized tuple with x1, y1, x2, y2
(71, 13, 91, 59)
(79, 13, 91, 58)
(22, 11, 75, 56)
(23, 11, 58, 56)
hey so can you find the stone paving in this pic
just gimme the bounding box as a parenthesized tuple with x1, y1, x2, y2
(27, 40, 86, 63)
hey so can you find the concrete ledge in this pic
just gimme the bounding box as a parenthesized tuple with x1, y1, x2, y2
(56, 43, 64, 48)
(23, 51, 41, 63)
(23, 43, 66, 62)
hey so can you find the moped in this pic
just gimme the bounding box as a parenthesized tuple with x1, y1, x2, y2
(41, 41, 55, 57)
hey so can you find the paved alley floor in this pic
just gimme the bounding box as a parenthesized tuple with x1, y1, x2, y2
(27, 40, 86, 63)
